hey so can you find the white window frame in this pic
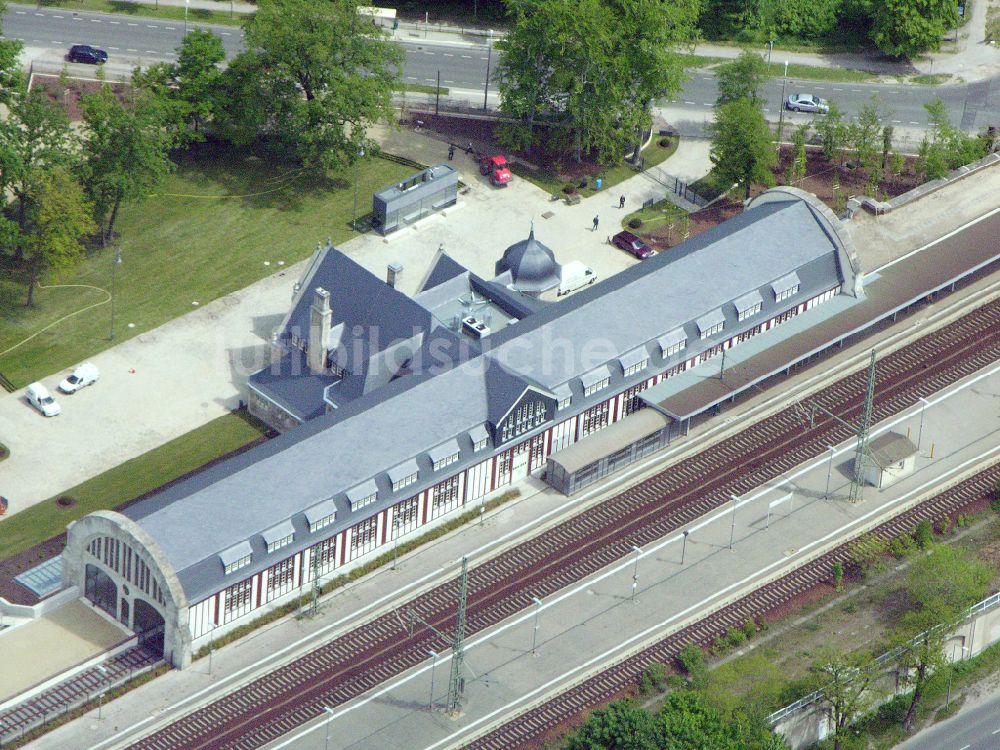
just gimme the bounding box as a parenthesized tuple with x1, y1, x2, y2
(266, 534, 294, 554)
(308, 513, 336, 533)
(391, 473, 418, 493)
(583, 377, 610, 397)
(775, 284, 799, 302)
(623, 358, 649, 377)
(432, 452, 459, 471)
(351, 492, 377, 511)
(224, 555, 252, 575)
(737, 302, 762, 321)
(473, 437, 489, 451)
(699, 321, 724, 340)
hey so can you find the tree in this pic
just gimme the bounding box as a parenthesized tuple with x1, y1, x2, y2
(892, 544, 991, 732)
(815, 101, 847, 163)
(785, 123, 808, 185)
(79, 85, 175, 245)
(134, 29, 226, 142)
(716, 49, 769, 107)
(0, 83, 75, 235)
(563, 699, 661, 750)
(870, 0, 957, 59)
(497, 0, 697, 164)
(0, 0, 23, 102)
(811, 648, 877, 750)
(847, 96, 884, 179)
(916, 99, 989, 180)
(23, 167, 96, 306)
(233, 0, 403, 170)
(709, 98, 777, 200)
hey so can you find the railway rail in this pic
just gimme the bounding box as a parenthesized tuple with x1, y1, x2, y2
(130, 299, 1000, 750)
(467, 461, 1000, 749)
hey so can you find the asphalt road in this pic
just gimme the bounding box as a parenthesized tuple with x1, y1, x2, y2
(895, 686, 1000, 750)
(5, 4, 999, 135)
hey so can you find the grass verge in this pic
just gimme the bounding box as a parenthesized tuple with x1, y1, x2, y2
(910, 73, 953, 85)
(0, 410, 268, 564)
(397, 83, 450, 96)
(193, 488, 522, 659)
(0, 146, 415, 388)
(681, 55, 877, 83)
(688, 168, 736, 201)
(620, 196, 687, 232)
(39, 0, 242, 26)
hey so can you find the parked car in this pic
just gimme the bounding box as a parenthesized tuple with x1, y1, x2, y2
(68, 45, 108, 64)
(59, 362, 100, 393)
(557, 261, 596, 296)
(611, 230, 654, 260)
(785, 94, 829, 114)
(26, 382, 61, 417)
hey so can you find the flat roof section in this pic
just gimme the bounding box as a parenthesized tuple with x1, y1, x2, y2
(647, 214, 1000, 420)
(548, 409, 668, 475)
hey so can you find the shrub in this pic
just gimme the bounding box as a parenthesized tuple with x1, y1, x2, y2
(935, 515, 953, 535)
(678, 643, 706, 678)
(742, 618, 757, 639)
(628, 218, 643, 229)
(658, 137, 672, 147)
(638, 662, 668, 695)
(562, 182, 577, 194)
(725, 626, 747, 647)
(889, 534, 917, 558)
(914, 519, 934, 549)
(833, 561, 844, 591)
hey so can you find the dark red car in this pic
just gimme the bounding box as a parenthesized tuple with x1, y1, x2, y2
(611, 231, 654, 260)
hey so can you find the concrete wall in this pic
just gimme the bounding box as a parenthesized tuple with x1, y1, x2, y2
(773, 594, 1000, 749)
(247, 388, 302, 433)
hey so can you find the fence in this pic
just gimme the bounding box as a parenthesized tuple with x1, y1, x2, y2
(0, 373, 13, 393)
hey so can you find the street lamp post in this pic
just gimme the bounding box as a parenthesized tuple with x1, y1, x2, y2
(824, 445, 836, 500)
(917, 398, 930, 454)
(110, 247, 123, 340)
(352, 147, 366, 231)
(483, 31, 493, 111)
(530, 596, 542, 655)
(96, 665, 109, 719)
(630, 545, 641, 600)
(767, 39, 773, 67)
(184, 0, 189, 34)
(323, 706, 335, 750)
(428, 651, 439, 710)
(729, 495, 739, 551)
(777, 60, 789, 146)
(208, 623, 216, 674)
(392, 517, 400, 570)
(681, 530, 689, 565)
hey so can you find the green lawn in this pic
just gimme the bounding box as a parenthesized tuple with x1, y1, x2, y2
(0, 147, 415, 387)
(620, 196, 687, 232)
(689, 167, 737, 201)
(39, 0, 243, 26)
(911, 73, 953, 85)
(681, 55, 877, 83)
(0, 411, 267, 563)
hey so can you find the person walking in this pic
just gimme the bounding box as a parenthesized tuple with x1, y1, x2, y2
(592, 215, 600, 231)
(448, 144, 455, 160)
(619, 195, 626, 209)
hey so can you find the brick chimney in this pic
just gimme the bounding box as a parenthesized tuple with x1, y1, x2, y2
(308, 287, 331, 373)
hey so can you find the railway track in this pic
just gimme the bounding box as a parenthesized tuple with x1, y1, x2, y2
(129, 299, 1000, 750)
(467, 461, 1000, 750)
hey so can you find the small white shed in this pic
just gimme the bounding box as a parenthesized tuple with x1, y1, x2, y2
(865, 432, 918, 489)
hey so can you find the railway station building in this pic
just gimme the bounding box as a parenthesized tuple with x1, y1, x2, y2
(62, 190, 862, 668)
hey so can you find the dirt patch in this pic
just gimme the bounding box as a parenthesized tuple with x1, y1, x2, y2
(29, 74, 132, 122)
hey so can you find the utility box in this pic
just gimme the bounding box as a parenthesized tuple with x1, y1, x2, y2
(372, 164, 458, 235)
(865, 432, 918, 489)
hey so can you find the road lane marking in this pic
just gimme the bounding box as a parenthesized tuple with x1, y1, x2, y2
(461, 54, 471, 58)
(702, 102, 711, 106)
(910, 121, 920, 124)
(145, 49, 157, 53)
(891, 119, 901, 123)
(166, 26, 176, 30)
(443, 53, 453, 56)
(90, 18, 100, 22)
(220, 31, 231, 35)
(683, 101, 696, 105)
(14, 10, 24, 13)
(33, 11, 43, 15)
(109, 46, 118, 50)
(127, 48, 137, 52)
(992, 728, 1000, 734)
(406, 76, 417, 80)
(832, 88, 843, 91)
(109, 20, 120, 24)
(851, 88, 862, 92)
(53, 14, 63, 17)
(146, 24, 157, 28)
(127, 22, 138, 26)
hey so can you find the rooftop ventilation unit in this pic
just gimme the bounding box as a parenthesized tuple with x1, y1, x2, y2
(462, 315, 490, 339)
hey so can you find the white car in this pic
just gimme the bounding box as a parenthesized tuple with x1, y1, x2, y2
(26, 382, 61, 417)
(59, 362, 100, 393)
(785, 93, 829, 114)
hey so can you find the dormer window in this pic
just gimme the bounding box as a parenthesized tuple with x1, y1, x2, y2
(429, 439, 461, 471)
(771, 272, 801, 303)
(581, 365, 611, 397)
(305, 498, 338, 533)
(469, 424, 490, 452)
(696, 309, 725, 340)
(734, 290, 763, 322)
(220, 540, 253, 575)
(658, 329, 687, 358)
(347, 479, 378, 511)
(619, 347, 649, 378)
(388, 459, 420, 493)
(262, 520, 295, 554)
(554, 384, 572, 410)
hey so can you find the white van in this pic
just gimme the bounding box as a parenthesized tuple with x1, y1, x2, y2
(59, 362, 100, 393)
(26, 382, 61, 417)
(557, 261, 597, 296)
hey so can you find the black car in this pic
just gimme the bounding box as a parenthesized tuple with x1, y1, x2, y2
(68, 45, 108, 64)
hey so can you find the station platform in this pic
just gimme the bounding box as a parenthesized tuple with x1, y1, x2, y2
(0, 600, 128, 706)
